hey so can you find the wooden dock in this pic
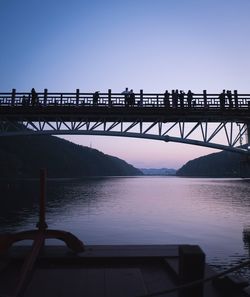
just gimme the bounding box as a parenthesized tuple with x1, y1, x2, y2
(0, 244, 249, 297)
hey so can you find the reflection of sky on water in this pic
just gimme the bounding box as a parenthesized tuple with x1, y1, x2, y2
(1, 177, 250, 277)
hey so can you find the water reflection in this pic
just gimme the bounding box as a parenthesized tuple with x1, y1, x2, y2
(0, 177, 115, 230)
(0, 180, 39, 230)
(243, 227, 250, 254)
(0, 177, 250, 279)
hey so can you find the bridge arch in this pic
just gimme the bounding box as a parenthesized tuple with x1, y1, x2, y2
(0, 119, 249, 155)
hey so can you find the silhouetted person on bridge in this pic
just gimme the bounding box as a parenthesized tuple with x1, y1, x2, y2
(31, 88, 38, 106)
(22, 95, 27, 106)
(219, 90, 226, 109)
(172, 90, 178, 108)
(164, 90, 170, 108)
(227, 90, 233, 108)
(179, 90, 185, 108)
(122, 87, 130, 107)
(128, 89, 135, 106)
(187, 90, 193, 108)
(93, 91, 99, 106)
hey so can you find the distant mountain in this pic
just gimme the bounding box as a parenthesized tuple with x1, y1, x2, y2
(140, 168, 176, 176)
(176, 150, 250, 177)
(0, 135, 142, 178)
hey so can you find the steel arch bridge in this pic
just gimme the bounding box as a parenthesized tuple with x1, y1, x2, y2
(1, 89, 250, 154)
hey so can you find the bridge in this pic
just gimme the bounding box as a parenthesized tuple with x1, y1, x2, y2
(1, 89, 250, 154)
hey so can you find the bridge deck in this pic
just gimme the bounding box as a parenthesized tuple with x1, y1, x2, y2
(1, 106, 250, 122)
(1, 90, 250, 122)
(1, 91, 250, 154)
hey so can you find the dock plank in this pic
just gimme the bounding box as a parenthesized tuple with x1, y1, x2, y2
(8, 245, 179, 259)
(141, 262, 178, 297)
(24, 268, 147, 297)
(0, 263, 20, 296)
(105, 268, 147, 297)
(25, 269, 89, 297)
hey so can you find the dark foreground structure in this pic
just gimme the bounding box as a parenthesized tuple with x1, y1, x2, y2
(0, 244, 250, 297)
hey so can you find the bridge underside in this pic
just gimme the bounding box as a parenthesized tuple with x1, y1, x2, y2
(0, 115, 249, 154)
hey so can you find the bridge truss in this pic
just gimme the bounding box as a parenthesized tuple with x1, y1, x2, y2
(0, 117, 249, 154)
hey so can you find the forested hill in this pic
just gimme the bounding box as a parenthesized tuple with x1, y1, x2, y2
(176, 150, 250, 178)
(0, 135, 142, 178)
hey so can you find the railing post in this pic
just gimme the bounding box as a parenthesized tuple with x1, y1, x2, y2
(44, 88, 48, 106)
(178, 245, 205, 297)
(76, 89, 80, 106)
(140, 89, 143, 107)
(11, 88, 16, 106)
(234, 90, 238, 108)
(203, 90, 207, 108)
(108, 89, 112, 107)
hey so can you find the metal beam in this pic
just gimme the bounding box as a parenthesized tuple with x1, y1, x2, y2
(1, 127, 249, 155)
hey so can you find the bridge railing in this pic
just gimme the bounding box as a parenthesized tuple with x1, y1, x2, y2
(1, 89, 250, 109)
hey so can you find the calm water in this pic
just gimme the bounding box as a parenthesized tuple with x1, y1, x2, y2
(1, 177, 250, 279)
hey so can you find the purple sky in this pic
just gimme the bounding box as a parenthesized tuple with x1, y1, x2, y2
(1, 0, 250, 168)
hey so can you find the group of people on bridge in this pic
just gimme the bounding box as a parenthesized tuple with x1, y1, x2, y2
(17, 88, 240, 109)
(92, 88, 196, 108)
(163, 90, 194, 108)
(121, 88, 136, 106)
(218, 90, 234, 109)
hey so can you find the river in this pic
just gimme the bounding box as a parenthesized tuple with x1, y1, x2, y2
(1, 177, 250, 279)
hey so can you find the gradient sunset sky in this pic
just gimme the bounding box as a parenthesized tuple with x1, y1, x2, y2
(1, 0, 250, 169)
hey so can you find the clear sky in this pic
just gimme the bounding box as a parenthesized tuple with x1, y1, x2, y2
(1, 0, 250, 169)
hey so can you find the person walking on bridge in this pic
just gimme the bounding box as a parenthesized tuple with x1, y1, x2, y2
(179, 90, 185, 108)
(93, 91, 99, 106)
(172, 90, 178, 108)
(227, 90, 233, 108)
(187, 90, 193, 108)
(219, 90, 226, 109)
(122, 87, 130, 107)
(164, 90, 170, 108)
(129, 89, 135, 106)
(31, 88, 38, 106)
